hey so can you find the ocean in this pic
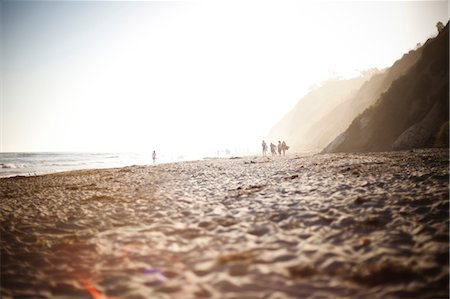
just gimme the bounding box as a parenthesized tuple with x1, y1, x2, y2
(0, 152, 159, 178)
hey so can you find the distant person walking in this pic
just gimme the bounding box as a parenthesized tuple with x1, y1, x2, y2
(281, 141, 288, 156)
(262, 140, 268, 157)
(270, 143, 277, 156)
(277, 141, 282, 156)
(152, 150, 157, 164)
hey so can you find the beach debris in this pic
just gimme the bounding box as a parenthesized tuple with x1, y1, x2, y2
(342, 167, 352, 173)
(269, 212, 290, 222)
(318, 215, 334, 223)
(354, 196, 369, 205)
(359, 216, 382, 228)
(193, 286, 211, 298)
(359, 237, 371, 246)
(280, 220, 303, 230)
(36, 238, 52, 249)
(230, 184, 265, 198)
(287, 264, 316, 278)
(86, 194, 116, 201)
(284, 174, 299, 180)
(248, 225, 270, 236)
(217, 251, 255, 265)
(216, 217, 238, 227)
(144, 268, 167, 283)
(349, 260, 419, 285)
(228, 263, 249, 276)
(244, 158, 271, 164)
(170, 227, 201, 240)
(65, 185, 81, 191)
(198, 220, 218, 230)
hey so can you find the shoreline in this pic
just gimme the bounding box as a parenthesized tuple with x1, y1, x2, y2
(0, 153, 285, 180)
(0, 151, 221, 179)
(1, 148, 448, 299)
(1, 147, 442, 180)
(0, 148, 399, 180)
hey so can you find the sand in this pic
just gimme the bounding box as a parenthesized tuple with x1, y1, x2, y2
(1, 149, 448, 299)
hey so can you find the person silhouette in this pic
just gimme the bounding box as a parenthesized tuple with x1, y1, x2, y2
(277, 141, 282, 156)
(281, 141, 287, 156)
(270, 143, 277, 156)
(152, 150, 157, 164)
(262, 140, 268, 157)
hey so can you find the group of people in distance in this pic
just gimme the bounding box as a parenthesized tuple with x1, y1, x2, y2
(261, 140, 289, 157)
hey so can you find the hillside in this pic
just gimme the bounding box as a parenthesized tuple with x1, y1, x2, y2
(267, 36, 423, 152)
(266, 72, 378, 152)
(304, 45, 424, 151)
(324, 23, 449, 153)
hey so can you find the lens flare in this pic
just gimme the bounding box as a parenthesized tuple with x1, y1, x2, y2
(80, 278, 114, 299)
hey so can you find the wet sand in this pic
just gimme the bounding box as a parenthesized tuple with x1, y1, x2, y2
(1, 149, 449, 299)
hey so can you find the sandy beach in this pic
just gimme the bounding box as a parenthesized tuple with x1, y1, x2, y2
(1, 149, 448, 299)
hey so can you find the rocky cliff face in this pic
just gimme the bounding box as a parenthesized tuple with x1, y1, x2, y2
(324, 23, 449, 153)
(266, 74, 375, 152)
(306, 45, 424, 151)
(268, 30, 424, 152)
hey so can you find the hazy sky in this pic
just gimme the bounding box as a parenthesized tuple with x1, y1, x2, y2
(1, 1, 448, 156)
